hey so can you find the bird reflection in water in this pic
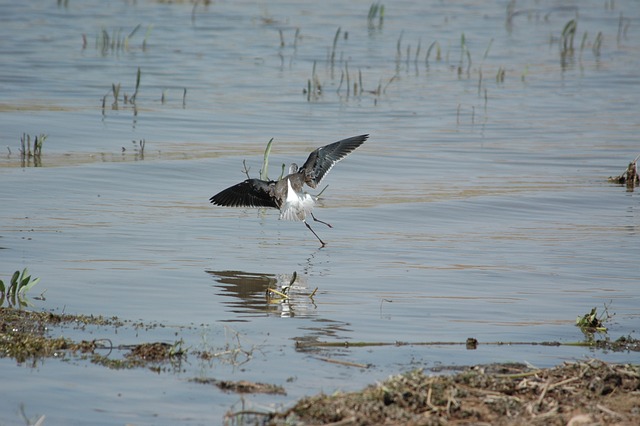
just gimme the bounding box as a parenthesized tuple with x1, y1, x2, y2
(206, 270, 316, 319)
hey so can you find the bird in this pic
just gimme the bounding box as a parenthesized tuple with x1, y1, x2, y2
(210, 134, 368, 247)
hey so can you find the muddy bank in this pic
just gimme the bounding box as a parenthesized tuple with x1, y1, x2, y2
(265, 360, 640, 425)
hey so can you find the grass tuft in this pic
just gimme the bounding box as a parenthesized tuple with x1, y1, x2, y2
(367, 3, 384, 28)
(95, 24, 150, 55)
(19, 134, 47, 167)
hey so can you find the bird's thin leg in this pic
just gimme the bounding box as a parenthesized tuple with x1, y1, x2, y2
(304, 220, 326, 247)
(310, 212, 333, 228)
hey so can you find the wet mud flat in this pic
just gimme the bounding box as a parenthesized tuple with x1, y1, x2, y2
(1, 307, 638, 425)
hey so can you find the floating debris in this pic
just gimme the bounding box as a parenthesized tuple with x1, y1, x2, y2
(191, 378, 286, 395)
(609, 154, 639, 189)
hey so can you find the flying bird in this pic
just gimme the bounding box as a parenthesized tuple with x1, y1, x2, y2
(210, 134, 368, 246)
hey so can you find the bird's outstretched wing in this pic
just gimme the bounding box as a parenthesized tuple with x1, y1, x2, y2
(209, 178, 279, 209)
(300, 134, 368, 188)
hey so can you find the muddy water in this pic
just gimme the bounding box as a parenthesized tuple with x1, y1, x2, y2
(1, 0, 638, 424)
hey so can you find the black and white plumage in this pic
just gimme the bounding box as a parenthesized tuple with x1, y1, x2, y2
(210, 134, 368, 246)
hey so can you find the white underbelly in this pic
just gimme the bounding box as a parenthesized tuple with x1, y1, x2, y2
(280, 180, 315, 221)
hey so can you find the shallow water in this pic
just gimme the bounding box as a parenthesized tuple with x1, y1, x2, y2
(1, 0, 639, 424)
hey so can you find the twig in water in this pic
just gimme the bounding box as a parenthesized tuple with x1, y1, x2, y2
(242, 160, 251, 179)
(382, 75, 397, 94)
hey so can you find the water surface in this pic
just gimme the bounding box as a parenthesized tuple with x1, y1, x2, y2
(1, 1, 638, 424)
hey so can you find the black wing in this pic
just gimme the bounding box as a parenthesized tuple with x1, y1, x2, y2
(300, 134, 368, 188)
(209, 178, 279, 209)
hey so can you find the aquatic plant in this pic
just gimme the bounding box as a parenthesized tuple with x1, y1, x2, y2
(367, 3, 384, 27)
(304, 60, 322, 101)
(458, 33, 472, 76)
(111, 83, 121, 108)
(617, 12, 630, 46)
(337, 62, 355, 97)
(260, 138, 274, 180)
(18, 133, 47, 167)
(576, 304, 611, 335)
(395, 30, 403, 67)
(592, 31, 603, 57)
(19, 133, 47, 158)
(130, 67, 141, 103)
(482, 38, 493, 62)
(505, 0, 516, 29)
(160, 87, 188, 106)
(521, 65, 529, 82)
(105, 67, 142, 110)
(425, 40, 441, 66)
(189, 0, 213, 24)
(94, 24, 152, 55)
(133, 139, 145, 160)
(330, 27, 341, 70)
(0, 268, 41, 308)
(561, 19, 577, 56)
